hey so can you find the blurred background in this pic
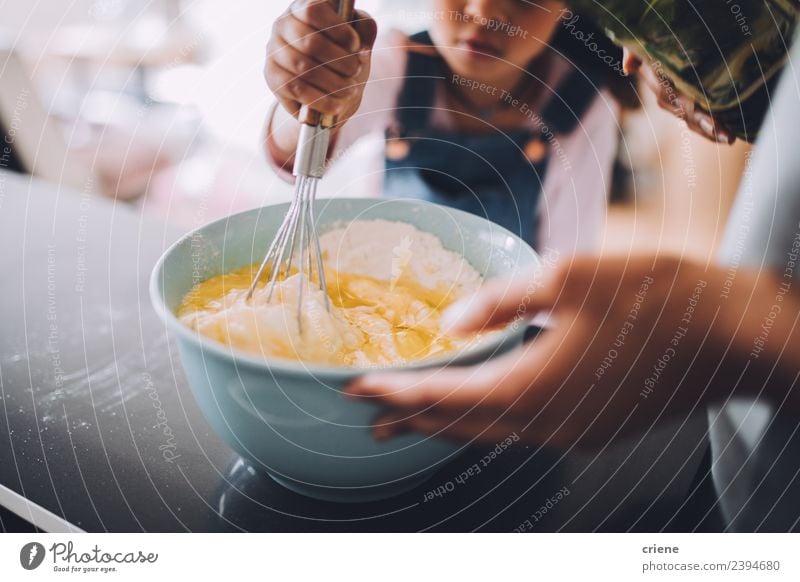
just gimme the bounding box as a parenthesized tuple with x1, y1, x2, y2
(1, 0, 751, 260)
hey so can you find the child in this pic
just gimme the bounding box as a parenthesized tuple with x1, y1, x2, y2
(264, 0, 635, 256)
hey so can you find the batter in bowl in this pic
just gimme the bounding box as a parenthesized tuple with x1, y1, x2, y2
(177, 220, 487, 367)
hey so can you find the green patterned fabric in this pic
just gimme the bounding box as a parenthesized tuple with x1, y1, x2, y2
(567, 0, 799, 141)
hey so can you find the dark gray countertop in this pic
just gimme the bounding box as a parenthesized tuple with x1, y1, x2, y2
(0, 170, 713, 532)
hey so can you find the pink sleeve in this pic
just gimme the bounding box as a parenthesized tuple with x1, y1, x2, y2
(265, 30, 408, 183)
(535, 90, 620, 258)
(264, 100, 296, 184)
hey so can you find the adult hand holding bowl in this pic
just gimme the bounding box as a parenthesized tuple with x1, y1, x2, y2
(150, 198, 538, 502)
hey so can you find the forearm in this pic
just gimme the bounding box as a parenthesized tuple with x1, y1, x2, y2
(265, 104, 301, 170)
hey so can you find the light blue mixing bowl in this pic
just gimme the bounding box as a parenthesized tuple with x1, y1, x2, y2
(150, 198, 539, 502)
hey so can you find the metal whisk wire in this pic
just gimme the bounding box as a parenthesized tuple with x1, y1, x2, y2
(245, 0, 354, 333)
(246, 175, 330, 333)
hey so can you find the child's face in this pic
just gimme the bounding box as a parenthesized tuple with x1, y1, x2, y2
(430, 0, 565, 85)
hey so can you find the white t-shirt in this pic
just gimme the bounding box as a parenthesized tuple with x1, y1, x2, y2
(713, 33, 800, 532)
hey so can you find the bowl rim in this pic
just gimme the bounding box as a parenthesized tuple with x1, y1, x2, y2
(149, 198, 538, 379)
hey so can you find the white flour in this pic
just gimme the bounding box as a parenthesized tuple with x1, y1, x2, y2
(319, 219, 481, 294)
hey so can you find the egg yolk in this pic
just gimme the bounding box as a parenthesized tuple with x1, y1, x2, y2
(177, 264, 478, 367)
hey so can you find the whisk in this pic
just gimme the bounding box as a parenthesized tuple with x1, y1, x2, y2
(247, 0, 356, 331)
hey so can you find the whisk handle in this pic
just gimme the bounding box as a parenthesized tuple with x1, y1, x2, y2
(298, 0, 356, 129)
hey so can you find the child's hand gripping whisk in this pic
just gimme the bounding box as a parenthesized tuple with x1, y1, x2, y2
(248, 0, 376, 333)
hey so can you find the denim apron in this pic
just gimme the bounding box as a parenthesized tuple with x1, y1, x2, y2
(383, 31, 600, 247)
